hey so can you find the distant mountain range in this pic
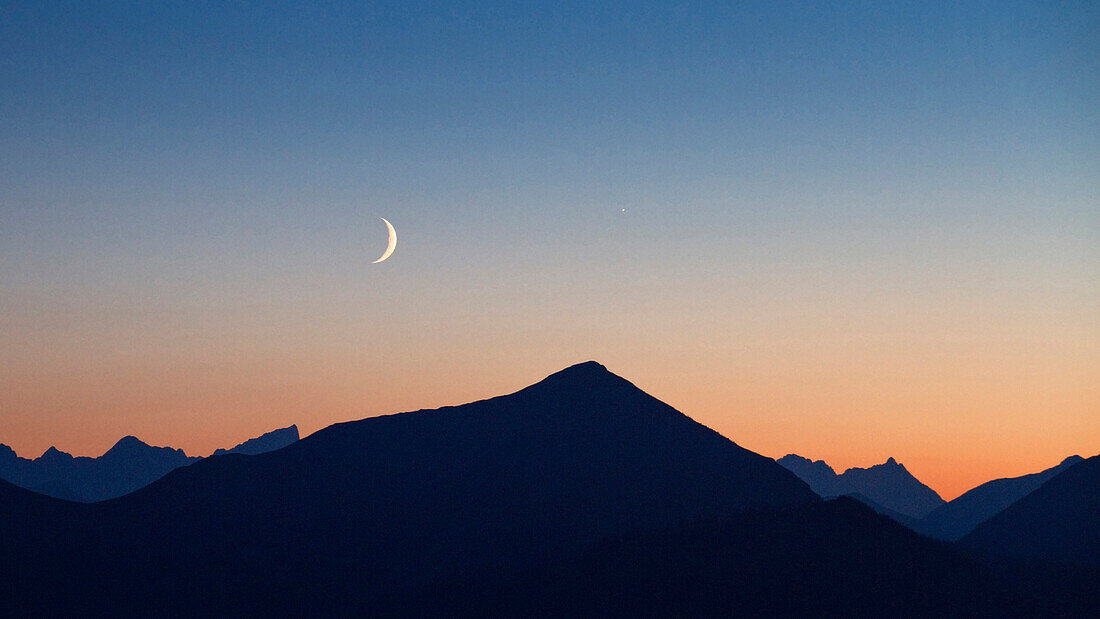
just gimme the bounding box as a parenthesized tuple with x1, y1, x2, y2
(778, 452, 1089, 543)
(0, 425, 298, 502)
(919, 455, 1084, 540)
(211, 424, 300, 456)
(777, 454, 945, 519)
(0, 362, 1094, 615)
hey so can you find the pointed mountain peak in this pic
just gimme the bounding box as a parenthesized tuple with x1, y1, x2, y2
(39, 446, 73, 461)
(841, 458, 907, 475)
(113, 435, 147, 448)
(880, 455, 906, 470)
(103, 435, 161, 458)
(871, 457, 907, 472)
(1059, 455, 1084, 467)
(521, 361, 628, 395)
(550, 360, 611, 379)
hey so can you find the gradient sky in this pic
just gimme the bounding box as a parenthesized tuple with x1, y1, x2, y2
(1, 1, 1096, 500)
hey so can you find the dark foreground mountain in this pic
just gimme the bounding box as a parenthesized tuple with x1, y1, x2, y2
(1, 362, 819, 614)
(919, 455, 1084, 541)
(963, 454, 1100, 567)
(416, 498, 1021, 617)
(959, 455, 1100, 616)
(0, 425, 299, 502)
(840, 491, 923, 530)
(778, 454, 945, 519)
(1, 362, 1092, 615)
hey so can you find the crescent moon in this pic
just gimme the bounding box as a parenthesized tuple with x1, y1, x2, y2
(372, 218, 397, 264)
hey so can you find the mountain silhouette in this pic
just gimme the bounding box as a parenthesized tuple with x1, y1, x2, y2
(416, 497, 1021, 617)
(0, 437, 197, 502)
(775, 454, 841, 494)
(778, 454, 945, 519)
(1, 362, 1093, 615)
(962, 454, 1100, 567)
(1, 361, 819, 614)
(918, 455, 1085, 541)
(0, 425, 300, 502)
(840, 492, 923, 530)
(211, 424, 299, 456)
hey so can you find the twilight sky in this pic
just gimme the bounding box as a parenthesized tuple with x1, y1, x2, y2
(1, 1, 1096, 500)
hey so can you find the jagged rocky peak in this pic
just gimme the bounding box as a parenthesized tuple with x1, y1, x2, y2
(39, 446, 73, 461)
(212, 424, 300, 456)
(881, 457, 907, 470)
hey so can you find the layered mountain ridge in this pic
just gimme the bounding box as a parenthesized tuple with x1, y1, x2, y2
(0, 425, 299, 502)
(962, 454, 1100, 566)
(2, 361, 821, 613)
(0, 362, 1093, 615)
(777, 453, 944, 519)
(919, 455, 1084, 540)
(779, 452, 1094, 546)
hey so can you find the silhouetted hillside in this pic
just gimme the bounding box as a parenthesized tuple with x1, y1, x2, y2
(211, 424, 299, 456)
(842, 492, 923, 530)
(963, 454, 1100, 567)
(0, 361, 818, 614)
(2, 363, 1093, 615)
(919, 455, 1084, 541)
(414, 498, 1019, 617)
(778, 454, 945, 519)
(0, 426, 301, 502)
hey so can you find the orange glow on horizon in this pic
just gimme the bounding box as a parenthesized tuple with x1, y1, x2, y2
(2, 343, 1095, 501)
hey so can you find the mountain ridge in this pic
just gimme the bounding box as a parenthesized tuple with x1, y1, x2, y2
(211, 424, 299, 456)
(2, 361, 820, 613)
(778, 453, 945, 519)
(918, 454, 1085, 540)
(962, 454, 1100, 567)
(0, 362, 1091, 615)
(0, 425, 299, 502)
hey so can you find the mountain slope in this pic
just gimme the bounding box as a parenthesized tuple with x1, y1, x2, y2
(842, 492, 923, 530)
(778, 454, 945, 519)
(962, 454, 1100, 567)
(211, 424, 299, 456)
(919, 455, 1084, 541)
(417, 498, 1020, 617)
(2, 361, 818, 614)
(775, 454, 842, 496)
